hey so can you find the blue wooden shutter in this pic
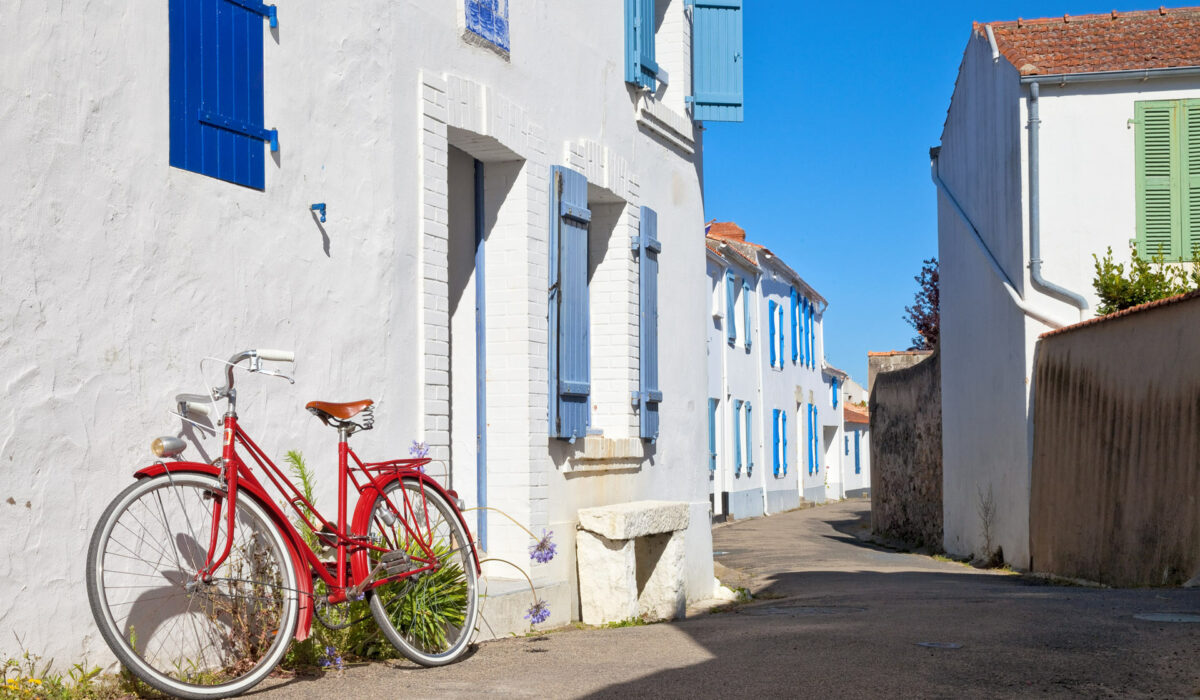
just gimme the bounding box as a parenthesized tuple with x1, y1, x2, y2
(688, 0, 743, 122)
(845, 435, 849, 455)
(725, 271, 736, 344)
(744, 401, 753, 473)
(742, 280, 752, 349)
(805, 299, 814, 369)
(707, 398, 718, 471)
(832, 378, 839, 408)
(771, 409, 780, 476)
(789, 288, 798, 364)
(637, 206, 662, 440)
(807, 403, 815, 475)
(781, 410, 788, 475)
(767, 299, 776, 366)
(170, 0, 277, 190)
(854, 431, 861, 474)
(464, 0, 510, 51)
(776, 304, 784, 366)
(548, 165, 591, 440)
(625, 0, 660, 89)
(733, 400, 743, 475)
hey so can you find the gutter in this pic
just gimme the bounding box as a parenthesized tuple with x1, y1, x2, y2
(1018, 65, 1200, 85)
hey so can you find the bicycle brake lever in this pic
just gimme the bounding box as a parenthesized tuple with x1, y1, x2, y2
(256, 368, 295, 384)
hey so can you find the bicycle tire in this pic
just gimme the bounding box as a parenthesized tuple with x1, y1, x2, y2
(365, 477, 479, 666)
(86, 473, 298, 699)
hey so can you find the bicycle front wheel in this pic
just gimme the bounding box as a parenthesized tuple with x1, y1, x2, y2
(86, 473, 298, 699)
(365, 478, 479, 666)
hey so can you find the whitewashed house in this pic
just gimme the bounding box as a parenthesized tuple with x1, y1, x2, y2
(705, 222, 842, 519)
(842, 402, 871, 498)
(1, 0, 744, 664)
(934, 9, 1200, 566)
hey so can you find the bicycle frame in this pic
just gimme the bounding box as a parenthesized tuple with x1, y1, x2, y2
(134, 412, 480, 639)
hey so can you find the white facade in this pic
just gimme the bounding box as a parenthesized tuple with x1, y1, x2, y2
(705, 226, 839, 520)
(1, 0, 734, 664)
(935, 27, 1200, 566)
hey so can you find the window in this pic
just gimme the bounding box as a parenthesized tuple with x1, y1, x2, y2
(771, 409, 780, 476)
(742, 280, 752, 350)
(767, 299, 777, 367)
(771, 408, 787, 476)
(170, 0, 278, 190)
(845, 435, 849, 456)
(733, 400, 743, 475)
(465, 0, 509, 51)
(831, 378, 839, 408)
(744, 401, 754, 474)
(549, 166, 591, 440)
(725, 271, 737, 345)
(1135, 99, 1200, 261)
(707, 398, 719, 471)
(806, 403, 817, 476)
(789, 288, 799, 364)
(636, 207, 662, 440)
(854, 431, 861, 474)
(776, 303, 784, 367)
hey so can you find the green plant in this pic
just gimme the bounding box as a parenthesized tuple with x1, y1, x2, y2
(1, 648, 125, 700)
(1092, 245, 1200, 315)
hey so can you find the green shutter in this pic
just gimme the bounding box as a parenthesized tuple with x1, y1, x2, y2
(1184, 100, 1200, 259)
(1136, 101, 1180, 260)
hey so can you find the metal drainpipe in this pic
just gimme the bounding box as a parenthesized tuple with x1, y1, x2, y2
(1027, 81, 1089, 319)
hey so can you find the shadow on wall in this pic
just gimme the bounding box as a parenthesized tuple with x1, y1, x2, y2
(868, 347, 942, 552)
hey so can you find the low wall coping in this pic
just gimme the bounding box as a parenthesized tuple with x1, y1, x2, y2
(577, 500, 690, 540)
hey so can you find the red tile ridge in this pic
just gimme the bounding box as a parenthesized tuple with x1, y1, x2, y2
(1039, 289, 1200, 339)
(844, 404, 870, 425)
(867, 350, 933, 357)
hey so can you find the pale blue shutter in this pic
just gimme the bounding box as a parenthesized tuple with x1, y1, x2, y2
(744, 401, 753, 474)
(776, 304, 784, 367)
(807, 404, 815, 475)
(464, 0, 510, 51)
(637, 206, 662, 440)
(733, 400, 743, 475)
(742, 280, 752, 349)
(767, 299, 777, 366)
(790, 288, 798, 364)
(854, 431, 861, 474)
(725, 271, 736, 344)
(772, 409, 780, 476)
(170, 0, 278, 189)
(781, 411, 788, 475)
(688, 0, 743, 122)
(625, 0, 660, 89)
(805, 299, 814, 369)
(832, 378, 839, 408)
(707, 398, 718, 471)
(549, 165, 591, 440)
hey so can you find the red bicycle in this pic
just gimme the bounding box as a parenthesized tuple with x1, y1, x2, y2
(85, 349, 480, 699)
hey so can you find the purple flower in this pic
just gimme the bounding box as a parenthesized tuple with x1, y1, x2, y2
(409, 440, 430, 458)
(525, 599, 550, 626)
(529, 529, 557, 564)
(320, 646, 344, 671)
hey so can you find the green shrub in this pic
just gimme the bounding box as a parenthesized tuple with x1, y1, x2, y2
(1091, 245, 1200, 316)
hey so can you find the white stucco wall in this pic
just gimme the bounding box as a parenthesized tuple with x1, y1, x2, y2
(937, 29, 1200, 567)
(1, 0, 714, 664)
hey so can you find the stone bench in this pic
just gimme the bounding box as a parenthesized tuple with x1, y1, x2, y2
(575, 500, 690, 625)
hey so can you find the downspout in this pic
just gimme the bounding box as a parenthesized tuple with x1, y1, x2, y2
(1027, 81, 1089, 320)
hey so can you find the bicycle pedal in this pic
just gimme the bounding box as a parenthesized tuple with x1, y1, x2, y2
(379, 549, 414, 575)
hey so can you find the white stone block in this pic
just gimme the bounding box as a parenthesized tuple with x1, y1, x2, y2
(635, 530, 686, 620)
(576, 500, 689, 540)
(576, 530, 637, 625)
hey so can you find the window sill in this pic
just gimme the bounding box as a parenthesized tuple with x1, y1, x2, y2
(565, 436, 646, 473)
(636, 97, 695, 155)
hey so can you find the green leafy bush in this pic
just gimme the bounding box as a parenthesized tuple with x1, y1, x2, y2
(1091, 245, 1200, 316)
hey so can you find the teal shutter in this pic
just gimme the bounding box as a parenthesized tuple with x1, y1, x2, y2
(781, 410, 788, 475)
(789, 288, 798, 364)
(170, 0, 277, 190)
(549, 166, 591, 440)
(625, 0, 660, 89)
(637, 206, 662, 440)
(725, 271, 737, 344)
(744, 401, 753, 474)
(688, 0, 743, 122)
(767, 299, 777, 366)
(772, 409, 780, 476)
(832, 378, 839, 408)
(742, 280, 752, 349)
(733, 400, 743, 475)
(1136, 101, 1179, 260)
(707, 398, 718, 471)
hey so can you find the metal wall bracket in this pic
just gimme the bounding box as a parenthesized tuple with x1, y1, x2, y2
(198, 110, 279, 151)
(311, 203, 327, 223)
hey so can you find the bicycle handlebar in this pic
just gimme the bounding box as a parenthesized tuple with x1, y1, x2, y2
(257, 349, 295, 363)
(214, 349, 296, 400)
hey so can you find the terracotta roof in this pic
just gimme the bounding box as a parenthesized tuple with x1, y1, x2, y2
(706, 220, 746, 241)
(1039, 288, 1200, 339)
(705, 221, 829, 305)
(867, 350, 933, 357)
(976, 7, 1200, 76)
(844, 403, 870, 425)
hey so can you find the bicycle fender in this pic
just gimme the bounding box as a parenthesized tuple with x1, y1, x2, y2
(133, 462, 316, 641)
(349, 471, 482, 582)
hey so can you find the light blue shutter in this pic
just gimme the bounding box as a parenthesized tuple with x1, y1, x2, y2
(725, 271, 736, 344)
(733, 400, 743, 475)
(464, 0, 510, 51)
(805, 299, 814, 369)
(742, 280, 752, 349)
(767, 300, 777, 366)
(170, 0, 277, 190)
(781, 411, 788, 475)
(707, 398, 718, 471)
(625, 0, 659, 89)
(637, 206, 662, 440)
(854, 431, 861, 474)
(549, 165, 591, 440)
(744, 401, 753, 474)
(790, 288, 798, 364)
(845, 435, 850, 455)
(807, 403, 815, 475)
(776, 304, 784, 367)
(772, 409, 780, 477)
(688, 0, 743, 122)
(832, 378, 839, 408)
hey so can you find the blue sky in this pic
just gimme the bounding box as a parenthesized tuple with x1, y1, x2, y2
(701, 1, 1190, 384)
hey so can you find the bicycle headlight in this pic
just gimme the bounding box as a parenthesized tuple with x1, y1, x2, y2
(151, 436, 187, 458)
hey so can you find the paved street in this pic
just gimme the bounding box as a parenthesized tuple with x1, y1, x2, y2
(256, 500, 1200, 699)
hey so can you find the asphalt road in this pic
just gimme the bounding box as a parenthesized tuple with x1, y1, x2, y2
(254, 500, 1200, 699)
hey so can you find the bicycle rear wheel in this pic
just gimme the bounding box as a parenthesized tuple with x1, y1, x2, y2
(365, 478, 479, 665)
(86, 473, 298, 699)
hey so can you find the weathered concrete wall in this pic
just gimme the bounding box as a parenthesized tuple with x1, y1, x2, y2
(1031, 293, 1200, 586)
(867, 350, 933, 395)
(869, 348, 942, 550)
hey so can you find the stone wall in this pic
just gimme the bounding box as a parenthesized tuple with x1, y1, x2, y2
(867, 350, 934, 394)
(869, 348, 942, 550)
(1031, 292, 1200, 586)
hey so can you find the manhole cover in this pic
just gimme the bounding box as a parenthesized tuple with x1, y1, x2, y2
(740, 605, 866, 617)
(917, 642, 963, 649)
(1134, 613, 1200, 623)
